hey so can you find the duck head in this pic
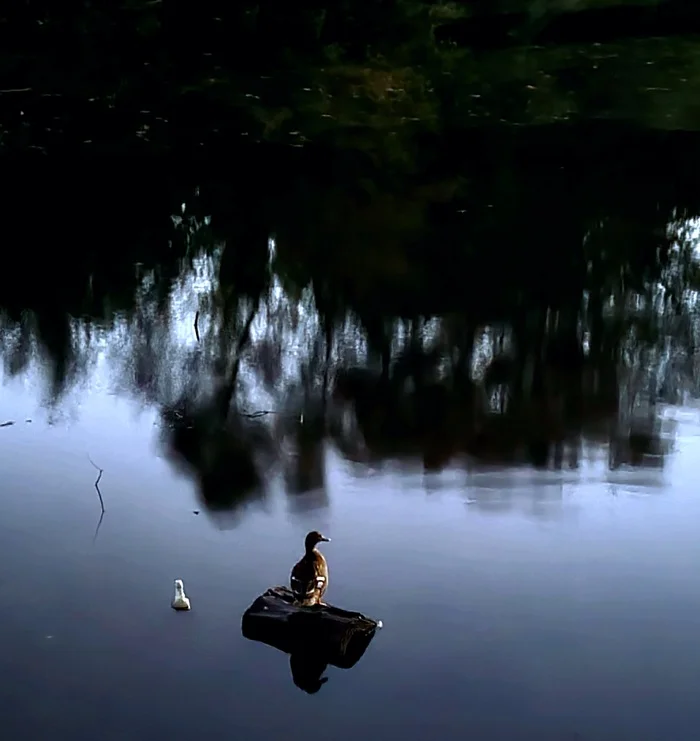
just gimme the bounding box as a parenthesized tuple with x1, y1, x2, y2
(305, 530, 330, 552)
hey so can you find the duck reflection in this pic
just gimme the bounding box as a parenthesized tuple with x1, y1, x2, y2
(241, 586, 379, 695)
(289, 651, 329, 694)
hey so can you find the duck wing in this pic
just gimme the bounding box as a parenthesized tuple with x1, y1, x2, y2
(290, 553, 328, 603)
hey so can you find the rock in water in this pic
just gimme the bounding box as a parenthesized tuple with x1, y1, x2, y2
(241, 586, 380, 669)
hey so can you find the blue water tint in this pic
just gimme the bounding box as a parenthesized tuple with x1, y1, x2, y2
(1, 371, 699, 741)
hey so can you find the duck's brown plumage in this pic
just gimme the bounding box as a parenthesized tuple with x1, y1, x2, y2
(290, 530, 330, 606)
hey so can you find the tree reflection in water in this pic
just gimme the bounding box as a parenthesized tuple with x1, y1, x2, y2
(0, 138, 698, 518)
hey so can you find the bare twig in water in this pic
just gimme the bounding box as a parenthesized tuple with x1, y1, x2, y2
(194, 311, 200, 342)
(92, 510, 105, 543)
(87, 454, 105, 513)
(0, 420, 15, 427)
(237, 410, 277, 419)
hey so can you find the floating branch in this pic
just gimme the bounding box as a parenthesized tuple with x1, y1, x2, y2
(87, 454, 105, 513)
(194, 311, 200, 342)
(92, 511, 105, 543)
(237, 409, 277, 419)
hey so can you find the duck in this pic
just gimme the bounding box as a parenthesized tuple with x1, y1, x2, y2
(171, 579, 191, 610)
(290, 530, 330, 606)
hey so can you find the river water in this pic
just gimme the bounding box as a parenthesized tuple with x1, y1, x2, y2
(1, 337, 699, 741)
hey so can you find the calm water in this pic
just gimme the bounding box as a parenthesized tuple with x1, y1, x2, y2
(1, 350, 699, 741)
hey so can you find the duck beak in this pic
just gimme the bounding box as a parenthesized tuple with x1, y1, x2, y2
(320, 536, 331, 542)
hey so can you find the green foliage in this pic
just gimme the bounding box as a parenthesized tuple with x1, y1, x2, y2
(5, 0, 700, 157)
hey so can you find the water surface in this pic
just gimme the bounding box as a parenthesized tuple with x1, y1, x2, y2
(1, 355, 699, 741)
